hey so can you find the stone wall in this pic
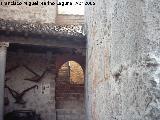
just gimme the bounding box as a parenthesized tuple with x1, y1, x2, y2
(4, 49, 85, 120)
(56, 15, 84, 25)
(86, 0, 160, 120)
(0, 0, 57, 23)
(69, 61, 84, 84)
(4, 51, 56, 120)
(0, 0, 85, 25)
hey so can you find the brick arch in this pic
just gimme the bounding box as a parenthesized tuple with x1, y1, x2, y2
(55, 54, 85, 74)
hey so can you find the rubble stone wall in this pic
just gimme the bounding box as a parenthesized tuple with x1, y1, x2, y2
(5, 51, 56, 120)
(85, 0, 160, 120)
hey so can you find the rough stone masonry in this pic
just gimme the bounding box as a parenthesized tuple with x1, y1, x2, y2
(85, 0, 160, 120)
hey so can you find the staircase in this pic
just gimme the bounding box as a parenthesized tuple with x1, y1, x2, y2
(55, 63, 85, 120)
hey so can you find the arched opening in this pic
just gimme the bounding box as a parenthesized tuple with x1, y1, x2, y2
(55, 60, 85, 120)
(58, 61, 84, 84)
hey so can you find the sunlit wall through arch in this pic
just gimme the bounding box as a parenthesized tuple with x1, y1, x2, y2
(58, 61, 84, 84)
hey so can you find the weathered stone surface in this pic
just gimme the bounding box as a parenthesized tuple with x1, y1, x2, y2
(0, 0, 57, 23)
(0, 18, 85, 36)
(56, 15, 84, 25)
(0, 1, 86, 49)
(85, 0, 160, 120)
(4, 51, 56, 120)
(0, 18, 86, 48)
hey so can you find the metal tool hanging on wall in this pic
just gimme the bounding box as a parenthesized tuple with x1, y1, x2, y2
(5, 64, 20, 74)
(5, 85, 38, 104)
(5, 64, 20, 82)
(23, 65, 48, 83)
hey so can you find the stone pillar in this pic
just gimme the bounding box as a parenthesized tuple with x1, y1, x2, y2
(0, 42, 9, 120)
(85, 0, 160, 120)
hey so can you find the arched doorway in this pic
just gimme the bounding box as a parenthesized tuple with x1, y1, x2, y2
(55, 61, 85, 120)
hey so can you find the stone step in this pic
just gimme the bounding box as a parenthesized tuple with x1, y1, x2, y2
(56, 76, 70, 82)
(56, 93, 84, 97)
(55, 92, 84, 95)
(56, 100, 85, 109)
(56, 109, 84, 115)
(56, 84, 84, 88)
(55, 94, 84, 100)
(55, 96, 84, 101)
